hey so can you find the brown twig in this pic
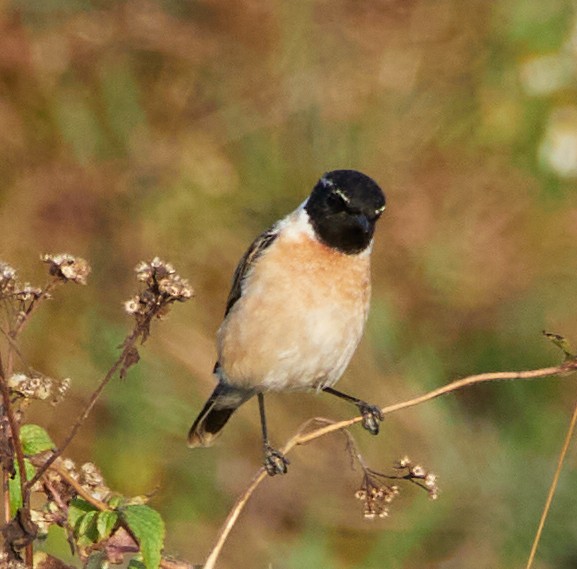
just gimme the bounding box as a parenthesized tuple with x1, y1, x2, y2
(10, 278, 60, 340)
(47, 461, 109, 512)
(25, 318, 155, 496)
(202, 360, 577, 569)
(0, 369, 32, 565)
(525, 398, 577, 569)
(203, 468, 268, 569)
(0, 277, 60, 567)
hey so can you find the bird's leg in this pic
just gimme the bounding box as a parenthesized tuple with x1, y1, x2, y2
(258, 393, 289, 476)
(322, 386, 384, 435)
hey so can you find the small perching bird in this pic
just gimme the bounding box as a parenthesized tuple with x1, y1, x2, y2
(188, 170, 386, 475)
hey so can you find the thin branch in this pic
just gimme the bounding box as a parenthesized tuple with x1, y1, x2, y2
(0, 372, 31, 565)
(0, 326, 28, 371)
(47, 461, 109, 512)
(203, 469, 268, 569)
(25, 324, 145, 494)
(10, 278, 60, 340)
(525, 399, 577, 569)
(202, 360, 577, 569)
(295, 362, 577, 447)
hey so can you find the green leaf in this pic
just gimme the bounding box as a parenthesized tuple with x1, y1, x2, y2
(543, 330, 577, 359)
(108, 495, 123, 509)
(19, 424, 55, 455)
(68, 498, 101, 546)
(97, 510, 119, 541)
(120, 505, 165, 569)
(8, 459, 35, 516)
(68, 498, 98, 528)
(77, 510, 99, 546)
(128, 560, 146, 569)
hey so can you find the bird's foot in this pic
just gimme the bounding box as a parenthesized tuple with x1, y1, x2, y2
(263, 444, 290, 476)
(357, 403, 384, 435)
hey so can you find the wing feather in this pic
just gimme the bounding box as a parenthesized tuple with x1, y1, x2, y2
(224, 225, 279, 316)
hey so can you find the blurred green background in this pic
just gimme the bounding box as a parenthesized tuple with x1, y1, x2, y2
(2, 0, 577, 567)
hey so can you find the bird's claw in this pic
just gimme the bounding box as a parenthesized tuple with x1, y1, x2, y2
(358, 403, 384, 435)
(263, 444, 290, 476)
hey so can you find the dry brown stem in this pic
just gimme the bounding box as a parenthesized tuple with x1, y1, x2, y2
(203, 360, 577, 569)
(525, 398, 577, 569)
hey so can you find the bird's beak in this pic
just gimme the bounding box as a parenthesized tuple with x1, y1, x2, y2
(354, 213, 371, 235)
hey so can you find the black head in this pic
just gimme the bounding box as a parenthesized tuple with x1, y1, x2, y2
(304, 170, 386, 254)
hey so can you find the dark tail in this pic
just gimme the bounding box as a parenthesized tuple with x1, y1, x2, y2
(187, 382, 253, 448)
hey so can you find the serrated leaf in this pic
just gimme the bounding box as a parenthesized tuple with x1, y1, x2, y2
(78, 510, 99, 545)
(97, 510, 119, 541)
(8, 459, 35, 516)
(120, 505, 165, 569)
(19, 424, 55, 455)
(68, 498, 98, 532)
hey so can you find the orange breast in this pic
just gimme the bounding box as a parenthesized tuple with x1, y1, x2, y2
(217, 214, 371, 392)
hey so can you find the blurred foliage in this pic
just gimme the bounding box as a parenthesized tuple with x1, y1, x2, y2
(1, 0, 577, 567)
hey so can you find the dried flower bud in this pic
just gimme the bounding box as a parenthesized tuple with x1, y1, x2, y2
(397, 456, 411, 468)
(16, 284, 43, 302)
(0, 552, 27, 569)
(54, 377, 71, 403)
(355, 472, 400, 520)
(42, 254, 91, 285)
(7, 373, 53, 400)
(126, 258, 193, 324)
(62, 458, 78, 480)
(124, 297, 141, 315)
(0, 261, 17, 297)
(411, 465, 426, 478)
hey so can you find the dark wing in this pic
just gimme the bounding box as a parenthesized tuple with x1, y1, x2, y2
(224, 224, 279, 316)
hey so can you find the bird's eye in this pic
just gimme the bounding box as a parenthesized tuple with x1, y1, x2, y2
(374, 204, 386, 218)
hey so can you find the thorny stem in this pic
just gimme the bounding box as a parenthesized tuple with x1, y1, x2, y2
(203, 360, 577, 569)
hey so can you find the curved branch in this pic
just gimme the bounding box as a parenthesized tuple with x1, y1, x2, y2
(203, 359, 577, 569)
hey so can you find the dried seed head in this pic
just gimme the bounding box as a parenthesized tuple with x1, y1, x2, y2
(411, 465, 426, 478)
(0, 261, 17, 297)
(62, 458, 78, 479)
(79, 461, 112, 500)
(126, 258, 194, 324)
(354, 457, 439, 520)
(355, 472, 400, 520)
(42, 254, 91, 285)
(16, 284, 43, 302)
(425, 472, 437, 488)
(397, 456, 411, 468)
(0, 262, 16, 281)
(7, 373, 53, 400)
(124, 297, 141, 315)
(53, 377, 71, 404)
(0, 552, 27, 569)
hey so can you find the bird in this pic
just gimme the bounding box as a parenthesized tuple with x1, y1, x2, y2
(188, 169, 386, 476)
